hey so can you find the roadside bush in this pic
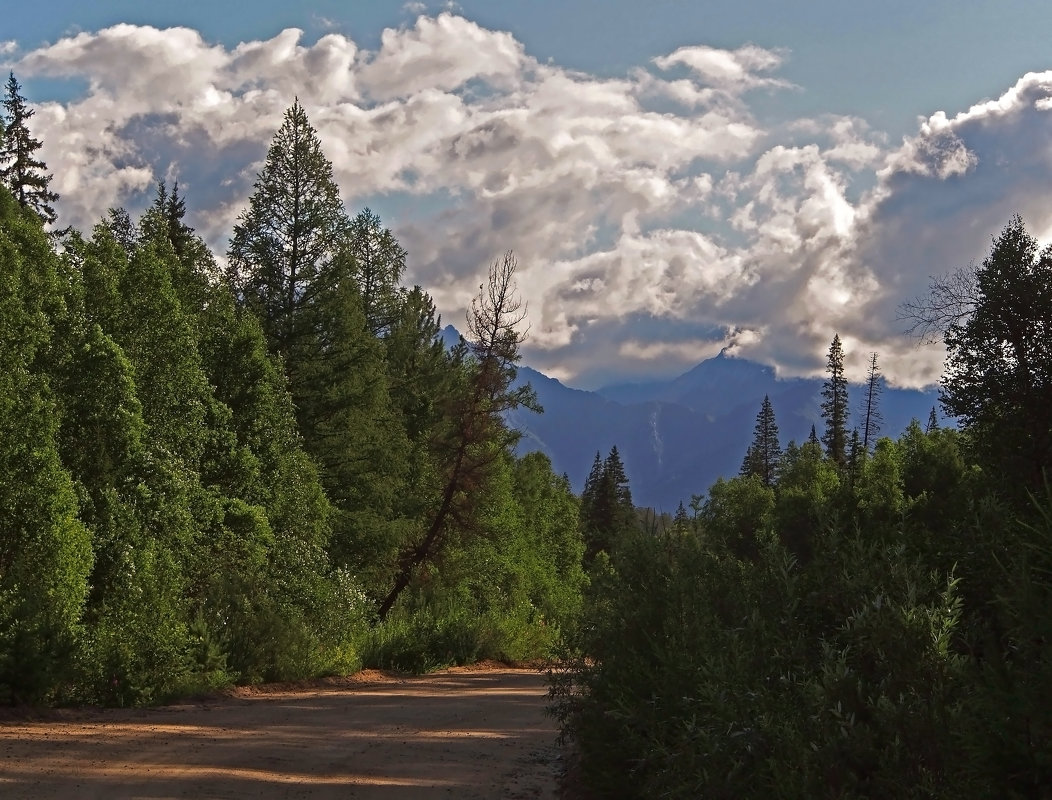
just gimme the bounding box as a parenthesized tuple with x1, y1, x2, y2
(552, 511, 973, 797)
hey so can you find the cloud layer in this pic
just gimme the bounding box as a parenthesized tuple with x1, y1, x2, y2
(9, 15, 1052, 388)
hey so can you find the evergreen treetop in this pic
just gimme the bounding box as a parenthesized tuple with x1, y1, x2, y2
(821, 333, 849, 467)
(0, 72, 58, 224)
(741, 394, 781, 486)
(227, 99, 348, 358)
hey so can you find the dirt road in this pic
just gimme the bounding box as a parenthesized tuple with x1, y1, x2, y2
(0, 665, 561, 799)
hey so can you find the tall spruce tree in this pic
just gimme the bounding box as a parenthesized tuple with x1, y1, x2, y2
(0, 73, 58, 224)
(227, 100, 348, 363)
(579, 446, 636, 563)
(821, 333, 849, 467)
(347, 208, 408, 337)
(859, 352, 884, 452)
(741, 394, 781, 486)
(926, 406, 939, 434)
(228, 102, 410, 588)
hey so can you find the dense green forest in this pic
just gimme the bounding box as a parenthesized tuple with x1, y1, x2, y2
(0, 78, 585, 704)
(553, 216, 1052, 797)
(2, 72, 1051, 798)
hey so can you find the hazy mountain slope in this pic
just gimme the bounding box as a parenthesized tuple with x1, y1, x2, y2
(442, 328, 939, 509)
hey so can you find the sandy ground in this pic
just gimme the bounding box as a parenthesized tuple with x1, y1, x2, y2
(0, 665, 561, 799)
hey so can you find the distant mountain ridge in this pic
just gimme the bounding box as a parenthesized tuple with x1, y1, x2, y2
(441, 327, 940, 510)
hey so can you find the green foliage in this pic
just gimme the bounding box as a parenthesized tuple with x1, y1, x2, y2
(0, 103, 583, 710)
(955, 490, 1052, 795)
(740, 394, 781, 486)
(699, 474, 775, 560)
(553, 421, 1000, 798)
(366, 451, 585, 671)
(0, 188, 92, 702)
(0, 73, 58, 223)
(942, 215, 1052, 494)
(580, 446, 637, 563)
(774, 438, 840, 561)
(821, 333, 850, 467)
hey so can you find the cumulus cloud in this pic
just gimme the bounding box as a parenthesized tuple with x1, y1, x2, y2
(652, 44, 790, 94)
(10, 18, 1052, 389)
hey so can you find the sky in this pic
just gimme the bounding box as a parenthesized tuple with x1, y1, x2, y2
(5, 1, 1052, 389)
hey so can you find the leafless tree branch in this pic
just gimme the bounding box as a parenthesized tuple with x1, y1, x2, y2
(897, 265, 979, 344)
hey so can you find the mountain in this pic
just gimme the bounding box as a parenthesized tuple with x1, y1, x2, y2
(439, 327, 940, 510)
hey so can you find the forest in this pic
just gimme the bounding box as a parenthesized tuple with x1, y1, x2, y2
(2, 73, 1051, 797)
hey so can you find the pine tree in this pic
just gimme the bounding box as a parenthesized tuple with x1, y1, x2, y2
(808, 424, 820, 447)
(859, 352, 884, 452)
(821, 333, 849, 467)
(739, 445, 756, 478)
(579, 451, 604, 536)
(227, 100, 348, 361)
(227, 103, 412, 590)
(580, 446, 636, 563)
(910, 216, 1052, 491)
(0, 73, 58, 224)
(294, 268, 408, 583)
(847, 428, 864, 483)
(672, 501, 691, 535)
(741, 394, 781, 486)
(926, 406, 939, 434)
(347, 208, 407, 337)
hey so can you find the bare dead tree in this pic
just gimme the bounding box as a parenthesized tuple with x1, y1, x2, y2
(377, 252, 538, 620)
(897, 265, 979, 344)
(859, 352, 884, 451)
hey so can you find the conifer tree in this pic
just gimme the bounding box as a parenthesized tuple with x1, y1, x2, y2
(926, 406, 939, 434)
(939, 216, 1052, 489)
(294, 267, 408, 581)
(672, 502, 691, 535)
(579, 451, 604, 529)
(859, 352, 884, 452)
(739, 445, 756, 478)
(580, 446, 636, 563)
(228, 103, 410, 589)
(821, 333, 849, 467)
(741, 394, 781, 486)
(847, 428, 864, 483)
(227, 100, 348, 361)
(0, 73, 58, 224)
(347, 207, 408, 337)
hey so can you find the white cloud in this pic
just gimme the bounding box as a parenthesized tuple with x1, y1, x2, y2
(358, 13, 525, 100)
(11, 19, 1052, 390)
(653, 44, 790, 94)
